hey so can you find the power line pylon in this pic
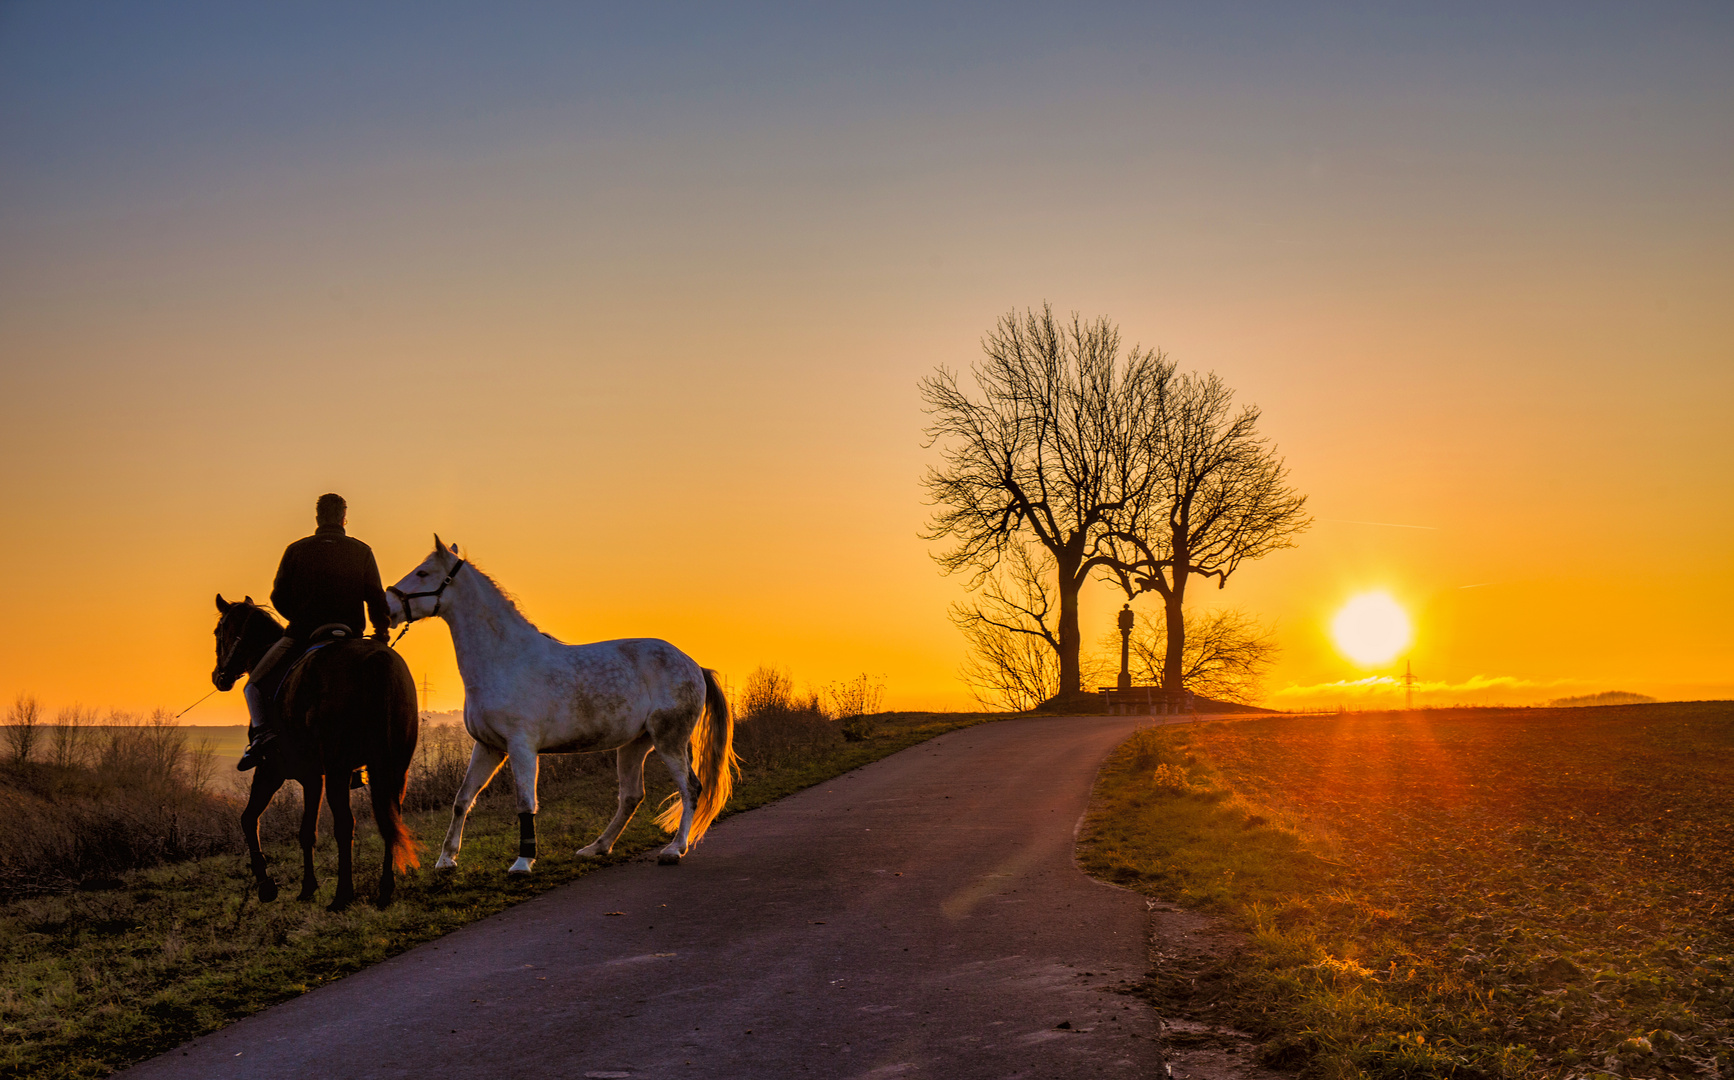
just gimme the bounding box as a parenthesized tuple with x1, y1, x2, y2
(419, 673, 432, 717)
(1401, 660, 1418, 711)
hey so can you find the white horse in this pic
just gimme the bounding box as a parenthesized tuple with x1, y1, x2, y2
(386, 537, 735, 872)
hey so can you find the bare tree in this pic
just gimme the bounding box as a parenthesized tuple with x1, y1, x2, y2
(1122, 608, 1278, 704)
(924, 304, 1173, 700)
(1107, 372, 1310, 691)
(141, 709, 188, 788)
(950, 542, 1063, 711)
(4, 694, 40, 764)
(49, 705, 93, 769)
(184, 734, 218, 795)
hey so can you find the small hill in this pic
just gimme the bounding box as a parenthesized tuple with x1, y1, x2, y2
(1194, 696, 1278, 714)
(1547, 690, 1658, 708)
(1030, 691, 1276, 715)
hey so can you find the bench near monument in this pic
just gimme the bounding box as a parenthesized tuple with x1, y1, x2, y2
(1102, 602, 1196, 715)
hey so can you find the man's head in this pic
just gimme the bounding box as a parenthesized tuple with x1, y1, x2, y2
(316, 493, 347, 529)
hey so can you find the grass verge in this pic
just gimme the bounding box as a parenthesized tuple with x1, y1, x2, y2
(0, 710, 995, 1079)
(1077, 703, 1734, 1080)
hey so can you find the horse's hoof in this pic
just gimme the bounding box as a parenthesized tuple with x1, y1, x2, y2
(257, 879, 279, 903)
(507, 857, 535, 875)
(657, 851, 682, 866)
(297, 888, 319, 903)
(435, 855, 458, 871)
(575, 845, 605, 859)
(327, 894, 354, 913)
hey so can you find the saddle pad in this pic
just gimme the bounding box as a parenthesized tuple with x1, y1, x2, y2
(272, 640, 335, 706)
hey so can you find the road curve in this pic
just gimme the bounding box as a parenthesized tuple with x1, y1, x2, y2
(123, 714, 1164, 1080)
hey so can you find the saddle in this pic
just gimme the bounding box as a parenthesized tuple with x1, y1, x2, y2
(271, 624, 357, 708)
(306, 621, 362, 647)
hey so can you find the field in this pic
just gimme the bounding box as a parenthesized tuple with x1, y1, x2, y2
(1078, 702, 1734, 1080)
(0, 710, 993, 1079)
(179, 726, 249, 771)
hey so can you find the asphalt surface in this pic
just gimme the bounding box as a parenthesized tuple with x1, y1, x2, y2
(123, 714, 1166, 1080)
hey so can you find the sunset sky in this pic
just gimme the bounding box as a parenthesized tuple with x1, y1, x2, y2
(2, 4, 1729, 722)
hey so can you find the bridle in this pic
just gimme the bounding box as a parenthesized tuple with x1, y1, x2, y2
(214, 603, 267, 689)
(387, 558, 467, 644)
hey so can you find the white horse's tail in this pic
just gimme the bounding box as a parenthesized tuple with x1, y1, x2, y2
(655, 667, 737, 844)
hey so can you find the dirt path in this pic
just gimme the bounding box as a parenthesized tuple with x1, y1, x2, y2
(122, 714, 1168, 1080)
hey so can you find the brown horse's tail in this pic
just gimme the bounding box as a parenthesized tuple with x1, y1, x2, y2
(369, 646, 421, 872)
(370, 762, 419, 873)
(655, 667, 737, 845)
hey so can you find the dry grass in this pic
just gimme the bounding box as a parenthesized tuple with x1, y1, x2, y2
(1078, 702, 1734, 1080)
(0, 715, 230, 898)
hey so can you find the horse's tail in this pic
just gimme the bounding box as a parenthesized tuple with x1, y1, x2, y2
(370, 763, 420, 873)
(655, 667, 737, 844)
(369, 645, 421, 873)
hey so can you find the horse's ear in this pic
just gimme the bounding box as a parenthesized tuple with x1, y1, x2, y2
(216, 594, 230, 612)
(433, 532, 444, 554)
(243, 595, 254, 605)
(449, 541, 460, 554)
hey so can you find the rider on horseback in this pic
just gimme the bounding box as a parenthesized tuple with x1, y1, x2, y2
(236, 493, 391, 771)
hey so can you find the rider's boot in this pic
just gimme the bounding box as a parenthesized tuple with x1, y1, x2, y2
(236, 681, 278, 771)
(236, 636, 294, 771)
(235, 683, 275, 769)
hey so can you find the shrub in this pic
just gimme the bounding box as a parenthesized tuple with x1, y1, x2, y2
(0, 709, 240, 897)
(404, 719, 612, 814)
(826, 673, 886, 741)
(1150, 762, 1195, 793)
(734, 665, 843, 770)
(535, 746, 611, 789)
(740, 665, 796, 721)
(405, 721, 473, 812)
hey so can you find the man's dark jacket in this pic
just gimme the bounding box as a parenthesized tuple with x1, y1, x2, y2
(271, 525, 390, 641)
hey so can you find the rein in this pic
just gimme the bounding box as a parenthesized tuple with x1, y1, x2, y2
(387, 559, 467, 644)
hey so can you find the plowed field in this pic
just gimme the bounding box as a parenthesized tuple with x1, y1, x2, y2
(1080, 702, 1734, 1080)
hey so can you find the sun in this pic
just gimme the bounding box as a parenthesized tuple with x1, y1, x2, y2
(1331, 591, 1413, 666)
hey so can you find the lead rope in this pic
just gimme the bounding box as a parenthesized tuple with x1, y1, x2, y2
(175, 688, 218, 719)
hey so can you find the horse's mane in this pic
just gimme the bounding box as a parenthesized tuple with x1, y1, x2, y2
(459, 557, 565, 643)
(245, 601, 284, 632)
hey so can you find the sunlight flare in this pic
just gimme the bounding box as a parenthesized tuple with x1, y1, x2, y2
(1331, 592, 1412, 666)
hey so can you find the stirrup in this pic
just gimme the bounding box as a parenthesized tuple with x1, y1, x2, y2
(236, 734, 276, 771)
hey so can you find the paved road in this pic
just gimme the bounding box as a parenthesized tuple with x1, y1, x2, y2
(125, 714, 1166, 1080)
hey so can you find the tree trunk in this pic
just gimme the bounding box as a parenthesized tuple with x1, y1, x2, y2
(1161, 570, 1187, 692)
(1056, 558, 1083, 696)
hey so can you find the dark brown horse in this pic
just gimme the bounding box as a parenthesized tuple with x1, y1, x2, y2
(213, 595, 419, 910)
